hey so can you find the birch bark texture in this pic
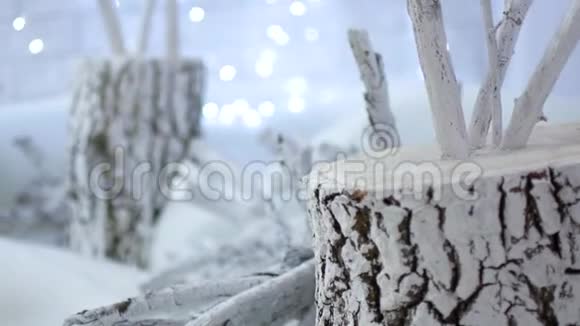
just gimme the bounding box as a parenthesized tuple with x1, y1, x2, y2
(68, 58, 206, 268)
(407, 0, 468, 159)
(308, 123, 580, 325)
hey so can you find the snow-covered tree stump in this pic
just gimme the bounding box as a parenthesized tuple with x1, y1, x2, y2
(68, 58, 206, 268)
(308, 122, 580, 325)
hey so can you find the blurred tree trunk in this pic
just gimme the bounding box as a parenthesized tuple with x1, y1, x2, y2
(68, 58, 205, 268)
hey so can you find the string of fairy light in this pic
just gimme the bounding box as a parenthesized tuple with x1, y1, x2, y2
(8, 0, 321, 128)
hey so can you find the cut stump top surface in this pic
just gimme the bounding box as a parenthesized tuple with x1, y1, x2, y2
(308, 122, 580, 194)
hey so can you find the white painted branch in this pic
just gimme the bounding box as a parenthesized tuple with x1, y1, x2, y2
(308, 122, 580, 324)
(165, 0, 180, 63)
(96, 0, 126, 56)
(503, 0, 580, 149)
(407, 0, 469, 159)
(480, 0, 503, 147)
(136, 0, 157, 55)
(347, 29, 399, 149)
(185, 260, 315, 326)
(468, 0, 534, 148)
(62, 276, 271, 326)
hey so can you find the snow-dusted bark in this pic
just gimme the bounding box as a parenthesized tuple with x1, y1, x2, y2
(503, 0, 580, 149)
(63, 276, 270, 326)
(68, 58, 206, 268)
(308, 123, 580, 325)
(468, 0, 534, 148)
(185, 260, 315, 326)
(69, 261, 315, 326)
(348, 29, 399, 149)
(407, 0, 468, 159)
(480, 0, 503, 147)
(96, 0, 126, 56)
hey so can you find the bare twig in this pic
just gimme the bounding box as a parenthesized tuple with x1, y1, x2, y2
(480, 0, 503, 147)
(503, 0, 580, 149)
(185, 260, 315, 326)
(468, 0, 534, 148)
(96, 0, 126, 56)
(407, 0, 469, 159)
(137, 0, 157, 55)
(348, 29, 399, 149)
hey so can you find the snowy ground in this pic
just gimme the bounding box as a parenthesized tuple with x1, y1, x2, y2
(0, 199, 295, 325)
(0, 237, 147, 326)
(151, 201, 239, 272)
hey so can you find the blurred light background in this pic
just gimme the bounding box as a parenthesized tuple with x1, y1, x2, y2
(0, 0, 579, 207)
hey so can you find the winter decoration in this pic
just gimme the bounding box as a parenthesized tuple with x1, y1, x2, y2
(308, 122, 580, 325)
(61, 0, 580, 324)
(303, 0, 580, 323)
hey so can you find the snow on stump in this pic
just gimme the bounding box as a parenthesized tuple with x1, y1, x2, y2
(307, 122, 580, 325)
(68, 58, 206, 268)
